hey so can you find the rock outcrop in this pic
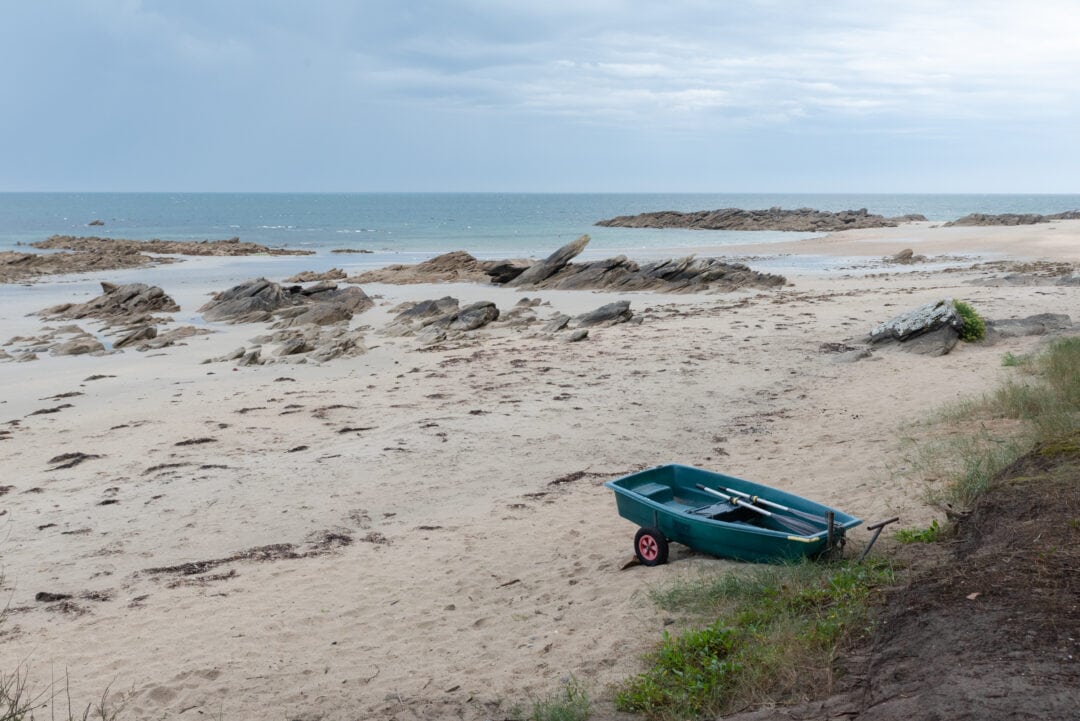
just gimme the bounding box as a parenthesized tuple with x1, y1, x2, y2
(866, 300, 965, 356)
(595, 207, 926, 232)
(350, 237, 785, 294)
(1, 249, 171, 284)
(212, 325, 368, 365)
(37, 282, 180, 327)
(199, 278, 373, 325)
(573, 301, 633, 327)
(943, 211, 1080, 227)
(197, 278, 374, 363)
(33, 235, 313, 257)
(3, 235, 313, 284)
(507, 235, 590, 287)
(885, 248, 928, 265)
(382, 297, 500, 345)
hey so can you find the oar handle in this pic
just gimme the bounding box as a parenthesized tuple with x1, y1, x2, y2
(695, 484, 772, 517)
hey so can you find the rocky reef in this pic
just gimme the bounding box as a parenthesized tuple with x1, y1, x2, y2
(595, 207, 925, 232)
(349, 236, 786, 293)
(942, 211, 1080, 227)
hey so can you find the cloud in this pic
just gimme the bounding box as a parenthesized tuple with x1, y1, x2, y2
(1, 0, 1078, 190)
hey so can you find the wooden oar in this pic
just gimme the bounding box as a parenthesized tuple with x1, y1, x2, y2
(720, 487, 828, 526)
(695, 484, 820, 536)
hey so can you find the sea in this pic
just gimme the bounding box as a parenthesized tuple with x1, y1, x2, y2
(1, 193, 1078, 282)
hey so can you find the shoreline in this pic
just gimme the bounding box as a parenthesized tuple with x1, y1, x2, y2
(1, 221, 1078, 719)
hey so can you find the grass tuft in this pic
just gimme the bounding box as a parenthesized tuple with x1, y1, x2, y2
(615, 559, 894, 720)
(528, 675, 590, 721)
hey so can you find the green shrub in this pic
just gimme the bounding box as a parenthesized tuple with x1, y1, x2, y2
(954, 300, 986, 342)
(895, 519, 943, 543)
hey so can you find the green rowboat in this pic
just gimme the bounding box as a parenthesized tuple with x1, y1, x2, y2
(605, 464, 862, 564)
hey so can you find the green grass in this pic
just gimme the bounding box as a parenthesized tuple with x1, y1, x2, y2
(1001, 351, 1030, 367)
(904, 337, 1080, 511)
(614, 560, 894, 720)
(954, 300, 986, 342)
(526, 676, 590, 721)
(894, 519, 943, 543)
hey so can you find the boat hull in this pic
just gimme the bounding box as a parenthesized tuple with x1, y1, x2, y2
(605, 464, 862, 563)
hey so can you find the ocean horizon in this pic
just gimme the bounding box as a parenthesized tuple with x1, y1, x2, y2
(3, 193, 1079, 261)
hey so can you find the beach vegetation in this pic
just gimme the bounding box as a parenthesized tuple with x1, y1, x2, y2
(953, 300, 985, 342)
(1001, 351, 1030, 367)
(894, 519, 943, 543)
(523, 675, 590, 721)
(905, 336, 1080, 511)
(614, 559, 893, 719)
(0, 664, 122, 721)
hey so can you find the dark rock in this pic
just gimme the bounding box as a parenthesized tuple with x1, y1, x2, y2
(201, 278, 371, 324)
(508, 235, 590, 287)
(36, 591, 72, 602)
(542, 314, 571, 333)
(200, 279, 292, 322)
(486, 261, 529, 284)
(446, 301, 500, 331)
(574, 301, 633, 327)
(395, 297, 460, 321)
(88, 219, 105, 226)
(896, 326, 960, 356)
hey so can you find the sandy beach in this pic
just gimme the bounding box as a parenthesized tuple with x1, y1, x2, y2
(2, 222, 1078, 720)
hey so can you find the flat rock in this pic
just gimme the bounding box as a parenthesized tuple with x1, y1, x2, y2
(983, 313, 1075, 344)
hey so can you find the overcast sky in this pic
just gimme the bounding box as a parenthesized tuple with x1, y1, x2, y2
(2, 1, 1077, 192)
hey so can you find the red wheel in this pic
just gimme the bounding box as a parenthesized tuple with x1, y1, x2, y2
(634, 527, 669, 566)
